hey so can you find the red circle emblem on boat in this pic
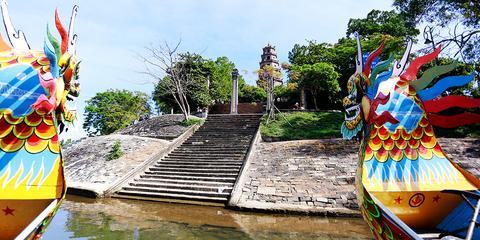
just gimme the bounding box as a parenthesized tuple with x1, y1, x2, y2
(409, 193, 425, 207)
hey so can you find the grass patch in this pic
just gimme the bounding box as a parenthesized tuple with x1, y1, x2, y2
(260, 111, 479, 141)
(260, 111, 343, 141)
(106, 140, 123, 161)
(181, 117, 205, 127)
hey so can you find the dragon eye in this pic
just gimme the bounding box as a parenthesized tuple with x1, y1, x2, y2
(60, 57, 72, 75)
(74, 61, 81, 79)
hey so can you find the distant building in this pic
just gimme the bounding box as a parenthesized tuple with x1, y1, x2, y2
(257, 44, 283, 88)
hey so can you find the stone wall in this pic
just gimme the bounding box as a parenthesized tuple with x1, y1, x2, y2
(117, 114, 187, 139)
(65, 134, 171, 197)
(229, 138, 480, 216)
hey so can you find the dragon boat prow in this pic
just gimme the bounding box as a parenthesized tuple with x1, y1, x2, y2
(0, 1, 80, 239)
(342, 33, 480, 240)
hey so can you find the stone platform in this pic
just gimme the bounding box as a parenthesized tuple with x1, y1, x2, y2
(229, 138, 480, 216)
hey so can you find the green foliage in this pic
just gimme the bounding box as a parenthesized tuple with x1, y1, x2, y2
(346, 10, 419, 38)
(153, 54, 243, 112)
(107, 140, 123, 161)
(273, 84, 298, 105)
(206, 56, 245, 104)
(181, 117, 204, 127)
(286, 11, 409, 105)
(393, 0, 479, 27)
(288, 42, 335, 66)
(394, 0, 480, 62)
(239, 84, 267, 103)
(83, 89, 151, 136)
(153, 77, 179, 113)
(260, 111, 343, 141)
(288, 34, 404, 100)
(60, 138, 73, 147)
(290, 62, 340, 109)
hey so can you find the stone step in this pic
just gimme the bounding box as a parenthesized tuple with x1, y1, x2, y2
(114, 114, 260, 205)
(186, 137, 252, 140)
(206, 117, 260, 120)
(156, 160, 243, 165)
(158, 160, 244, 165)
(174, 150, 247, 154)
(128, 181, 233, 193)
(206, 118, 260, 122)
(168, 154, 245, 159)
(133, 178, 234, 187)
(121, 186, 230, 198)
(177, 146, 249, 150)
(184, 141, 251, 145)
(180, 143, 250, 148)
(187, 137, 253, 140)
(186, 135, 253, 139)
(197, 129, 257, 132)
(139, 174, 237, 182)
(154, 163, 242, 169)
(144, 170, 238, 177)
(165, 155, 245, 160)
(148, 167, 240, 173)
(115, 190, 228, 203)
(177, 145, 248, 149)
(160, 157, 244, 162)
(168, 152, 245, 157)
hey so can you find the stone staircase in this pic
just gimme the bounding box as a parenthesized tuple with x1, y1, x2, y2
(113, 114, 261, 205)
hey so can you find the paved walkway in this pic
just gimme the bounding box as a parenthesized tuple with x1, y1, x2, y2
(231, 138, 480, 216)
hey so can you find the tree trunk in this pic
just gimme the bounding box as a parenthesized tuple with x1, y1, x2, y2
(301, 88, 307, 109)
(311, 90, 319, 110)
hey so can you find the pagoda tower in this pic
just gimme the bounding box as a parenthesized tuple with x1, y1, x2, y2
(257, 44, 283, 88)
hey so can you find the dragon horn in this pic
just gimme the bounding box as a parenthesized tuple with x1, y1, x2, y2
(67, 5, 79, 54)
(354, 32, 363, 74)
(392, 37, 413, 77)
(0, 0, 29, 51)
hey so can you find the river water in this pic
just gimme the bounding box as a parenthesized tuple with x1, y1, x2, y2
(43, 196, 372, 240)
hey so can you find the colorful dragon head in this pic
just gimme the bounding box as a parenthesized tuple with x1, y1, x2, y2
(341, 33, 480, 140)
(0, 1, 80, 131)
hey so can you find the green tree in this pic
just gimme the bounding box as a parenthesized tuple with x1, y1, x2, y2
(205, 56, 241, 104)
(290, 62, 340, 110)
(152, 54, 243, 112)
(239, 84, 266, 103)
(393, 0, 479, 27)
(288, 42, 335, 66)
(346, 10, 419, 38)
(83, 89, 151, 136)
(288, 34, 404, 98)
(394, 0, 480, 62)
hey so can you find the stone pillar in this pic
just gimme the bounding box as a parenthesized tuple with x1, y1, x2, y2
(267, 75, 274, 118)
(230, 69, 239, 114)
(265, 73, 274, 112)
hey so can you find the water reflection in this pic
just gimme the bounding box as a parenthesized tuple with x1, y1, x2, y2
(44, 195, 371, 240)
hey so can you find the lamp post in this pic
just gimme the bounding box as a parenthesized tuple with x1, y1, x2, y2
(230, 68, 239, 114)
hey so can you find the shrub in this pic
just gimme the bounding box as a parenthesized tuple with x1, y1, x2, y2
(181, 117, 204, 126)
(107, 140, 123, 161)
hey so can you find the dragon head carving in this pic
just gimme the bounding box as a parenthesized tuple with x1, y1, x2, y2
(0, 1, 81, 132)
(342, 32, 479, 140)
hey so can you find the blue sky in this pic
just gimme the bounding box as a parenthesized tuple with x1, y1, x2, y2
(6, 0, 393, 139)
